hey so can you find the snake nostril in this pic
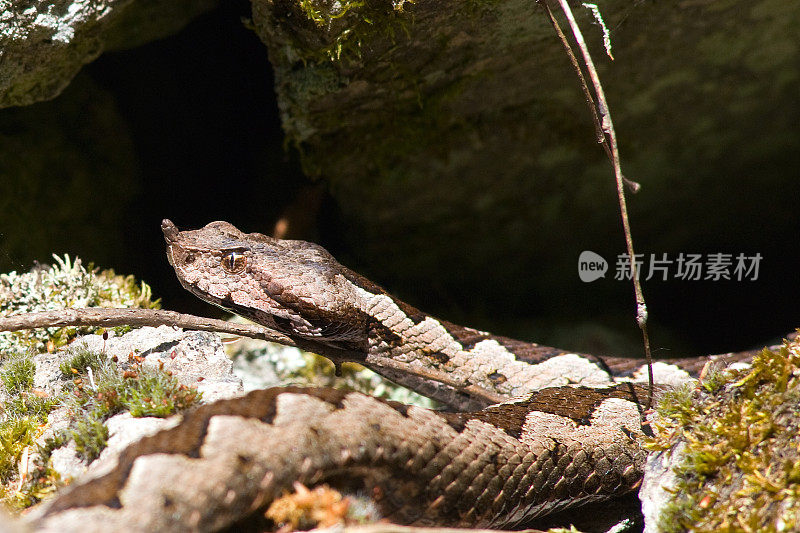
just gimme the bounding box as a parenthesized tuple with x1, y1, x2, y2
(266, 280, 283, 295)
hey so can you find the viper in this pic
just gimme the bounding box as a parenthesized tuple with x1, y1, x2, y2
(28, 221, 757, 532)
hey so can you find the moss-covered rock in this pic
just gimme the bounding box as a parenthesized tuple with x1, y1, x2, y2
(644, 334, 800, 531)
(0, 257, 164, 509)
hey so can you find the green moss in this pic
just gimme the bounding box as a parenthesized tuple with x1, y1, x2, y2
(71, 419, 109, 463)
(3, 393, 58, 420)
(58, 347, 105, 379)
(284, 0, 413, 63)
(64, 351, 202, 462)
(0, 418, 39, 482)
(40, 433, 67, 458)
(0, 351, 61, 508)
(0, 260, 168, 509)
(297, 0, 368, 26)
(648, 335, 800, 532)
(103, 364, 202, 418)
(698, 365, 728, 394)
(1, 467, 61, 510)
(1, 353, 59, 419)
(0, 255, 160, 355)
(0, 355, 35, 394)
(20, 431, 65, 507)
(0, 414, 65, 507)
(125, 380, 200, 418)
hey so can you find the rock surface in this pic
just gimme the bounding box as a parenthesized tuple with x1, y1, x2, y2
(74, 325, 243, 401)
(32, 326, 243, 484)
(0, 0, 218, 108)
(639, 443, 684, 533)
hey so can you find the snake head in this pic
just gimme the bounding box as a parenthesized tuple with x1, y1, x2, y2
(162, 219, 370, 346)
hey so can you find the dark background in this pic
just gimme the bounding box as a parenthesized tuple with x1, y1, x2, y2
(1, 0, 797, 358)
(96, 1, 307, 313)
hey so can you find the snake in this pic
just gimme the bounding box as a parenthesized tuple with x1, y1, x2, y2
(27, 220, 755, 532)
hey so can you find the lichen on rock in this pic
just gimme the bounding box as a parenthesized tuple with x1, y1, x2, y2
(0, 255, 160, 354)
(0, 0, 218, 108)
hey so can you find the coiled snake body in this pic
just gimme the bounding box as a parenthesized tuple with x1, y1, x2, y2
(30, 221, 747, 532)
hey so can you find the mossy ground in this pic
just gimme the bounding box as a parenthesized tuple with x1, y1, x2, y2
(0, 346, 203, 509)
(0, 351, 61, 508)
(0, 257, 190, 511)
(63, 349, 202, 461)
(648, 334, 800, 532)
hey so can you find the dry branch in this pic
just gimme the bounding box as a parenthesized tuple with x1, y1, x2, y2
(0, 308, 503, 404)
(541, 0, 654, 407)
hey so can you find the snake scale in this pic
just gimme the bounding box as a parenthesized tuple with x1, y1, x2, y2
(28, 221, 753, 532)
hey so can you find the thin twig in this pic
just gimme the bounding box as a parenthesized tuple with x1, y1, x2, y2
(0, 308, 368, 378)
(0, 308, 296, 345)
(0, 308, 500, 405)
(537, 1, 640, 193)
(538, 1, 606, 148)
(543, 0, 654, 408)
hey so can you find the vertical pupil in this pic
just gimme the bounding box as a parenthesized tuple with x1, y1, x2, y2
(222, 252, 245, 273)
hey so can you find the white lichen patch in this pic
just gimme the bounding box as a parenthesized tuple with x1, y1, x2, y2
(0, 254, 158, 354)
(1, 1, 117, 44)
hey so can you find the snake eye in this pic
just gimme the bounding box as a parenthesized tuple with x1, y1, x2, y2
(221, 251, 246, 274)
